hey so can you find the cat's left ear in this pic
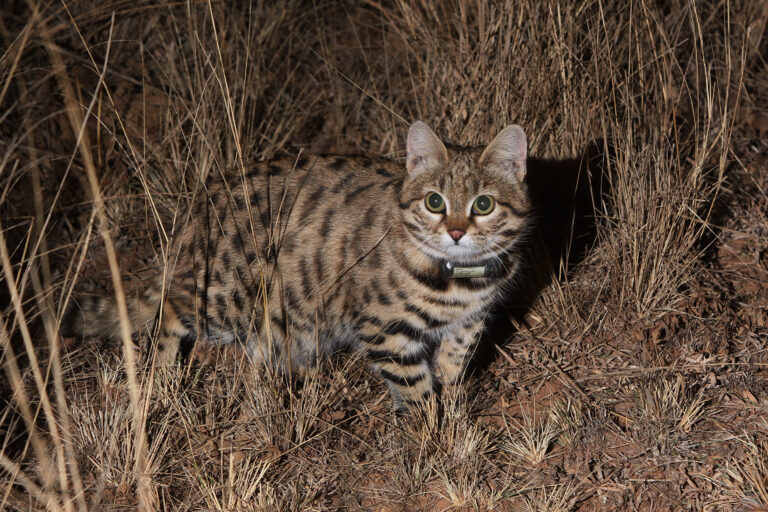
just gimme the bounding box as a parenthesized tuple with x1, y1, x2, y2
(479, 124, 527, 182)
(406, 121, 449, 176)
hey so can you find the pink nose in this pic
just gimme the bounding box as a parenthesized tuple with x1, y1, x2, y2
(448, 228, 466, 242)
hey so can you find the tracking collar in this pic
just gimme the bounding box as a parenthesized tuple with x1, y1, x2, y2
(438, 258, 504, 279)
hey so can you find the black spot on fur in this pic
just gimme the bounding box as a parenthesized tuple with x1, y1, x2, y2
(232, 289, 243, 311)
(215, 294, 227, 313)
(271, 314, 286, 331)
(320, 208, 337, 236)
(300, 258, 313, 298)
(401, 261, 449, 291)
(300, 185, 326, 223)
(284, 286, 301, 310)
(182, 282, 197, 296)
(260, 209, 271, 229)
(282, 236, 297, 254)
(347, 182, 375, 199)
(380, 179, 398, 190)
(332, 173, 355, 193)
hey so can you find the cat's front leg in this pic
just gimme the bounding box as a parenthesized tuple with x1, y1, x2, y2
(363, 332, 437, 410)
(434, 321, 484, 387)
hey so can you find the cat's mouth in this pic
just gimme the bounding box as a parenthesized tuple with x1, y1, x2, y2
(407, 227, 498, 264)
(442, 244, 481, 259)
(428, 238, 495, 265)
(438, 233, 485, 259)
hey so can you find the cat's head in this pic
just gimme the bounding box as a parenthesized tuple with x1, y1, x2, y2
(399, 121, 532, 264)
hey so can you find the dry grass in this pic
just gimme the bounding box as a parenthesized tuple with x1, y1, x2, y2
(1, 0, 767, 509)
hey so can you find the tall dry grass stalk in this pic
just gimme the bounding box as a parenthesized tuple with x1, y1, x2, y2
(0, 0, 764, 509)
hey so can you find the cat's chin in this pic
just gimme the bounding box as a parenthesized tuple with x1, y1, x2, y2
(441, 244, 485, 262)
(413, 243, 484, 265)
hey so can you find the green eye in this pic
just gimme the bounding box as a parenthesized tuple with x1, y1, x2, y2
(472, 195, 495, 215)
(425, 192, 446, 213)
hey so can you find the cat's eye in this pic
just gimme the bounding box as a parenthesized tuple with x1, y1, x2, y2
(472, 195, 495, 215)
(425, 192, 446, 213)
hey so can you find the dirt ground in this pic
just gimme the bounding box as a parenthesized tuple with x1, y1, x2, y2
(1, 1, 767, 510)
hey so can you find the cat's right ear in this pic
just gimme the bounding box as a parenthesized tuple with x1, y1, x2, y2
(406, 121, 448, 176)
(479, 124, 527, 182)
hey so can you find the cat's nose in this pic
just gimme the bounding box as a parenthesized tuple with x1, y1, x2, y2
(448, 228, 466, 242)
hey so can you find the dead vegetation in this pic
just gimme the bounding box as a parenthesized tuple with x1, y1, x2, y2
(1, 0, 767, 510)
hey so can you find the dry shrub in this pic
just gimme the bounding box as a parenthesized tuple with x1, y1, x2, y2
(715, 431, 768, 510)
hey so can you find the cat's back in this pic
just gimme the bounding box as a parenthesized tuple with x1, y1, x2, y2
(228, 153, 405, 196)
(174, 154, 407, 284)
(210, 154, 405, 238)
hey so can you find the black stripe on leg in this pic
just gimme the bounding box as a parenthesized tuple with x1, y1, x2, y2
(401, 389, 436, 406)
(359, 332, 384, 345)
(178, 331, 197, 360)
(367, 348, 427, 366)
(380, 368, 426, 387)
(358, 315, 382, 326)
(383, 319, 438, 343)
(404, 303, 449, 329)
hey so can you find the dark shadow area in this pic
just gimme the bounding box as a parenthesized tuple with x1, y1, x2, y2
(471, 140, 615, 374)
(694, 146, 748, 268)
